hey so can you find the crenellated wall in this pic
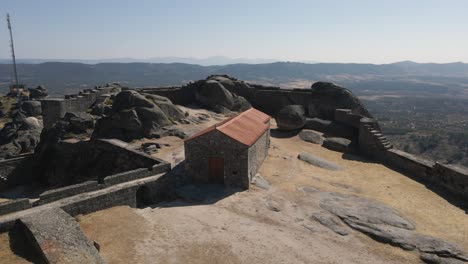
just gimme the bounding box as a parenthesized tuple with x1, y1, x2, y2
(40, 87, 115, 128)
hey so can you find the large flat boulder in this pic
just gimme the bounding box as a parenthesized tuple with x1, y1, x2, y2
(322, 137, 353, 153)
(297, 152, 343, 171)
(19, 208, 104, 264)
(319, 192, 468, 263)
(299, 130, 324, 144)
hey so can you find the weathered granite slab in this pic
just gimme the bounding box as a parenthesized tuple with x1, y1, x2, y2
(19, 208, 104, 264)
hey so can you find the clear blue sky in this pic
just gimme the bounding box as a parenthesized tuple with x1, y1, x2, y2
(1, 0, 467, 63)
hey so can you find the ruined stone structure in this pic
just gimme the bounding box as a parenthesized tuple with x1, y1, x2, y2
(0, 139, 171, 217)
(40, 86, 115, 128)
(184, 108, 270, 189)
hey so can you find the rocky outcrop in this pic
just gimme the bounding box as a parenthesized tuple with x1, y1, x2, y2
(93, 90, 187, 141)
(194, 79, 251, 113)
(27, 85, 48, 99)
(63, 112, 95, 134)
(310, 82, 372, 119)
(275, 105, 306, 130)
(318, 192, 468, 263)
(20, 101, 42, 117)
(0, 111, 42, 159)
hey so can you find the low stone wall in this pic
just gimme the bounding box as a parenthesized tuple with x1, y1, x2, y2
(0, 172, 171, 232)
(384, 149, 435, 181)
(61, 184, 139, 216)
(137, 86, 194, 106)
(103, 163, 170, 186)
(0, 199, 31, 215)
(431, 163, 468, 200)
(37, 181, 100, 205)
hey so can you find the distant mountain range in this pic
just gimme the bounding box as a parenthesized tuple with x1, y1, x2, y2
(0, 61, 467, 96)
(0, 56, 288, 66)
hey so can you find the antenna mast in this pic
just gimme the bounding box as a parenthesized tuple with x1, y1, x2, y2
(6, 13, 19, 86)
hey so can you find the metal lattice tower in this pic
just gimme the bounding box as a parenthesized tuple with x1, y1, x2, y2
(7, 13, 19, 86)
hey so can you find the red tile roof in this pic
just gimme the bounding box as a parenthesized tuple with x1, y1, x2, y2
(186, 108, 270, 146)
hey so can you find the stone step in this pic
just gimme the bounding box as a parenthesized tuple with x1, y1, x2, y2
(382, 142, 392, 148)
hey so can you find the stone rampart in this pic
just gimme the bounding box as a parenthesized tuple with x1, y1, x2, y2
(384, 149, 435, 180)
(0, 199, 31, 215)
(431, 163, 468, 200)
(37, 181, 100, 205)
(334, 108, 468, 202)
(41, 87, 114, 128)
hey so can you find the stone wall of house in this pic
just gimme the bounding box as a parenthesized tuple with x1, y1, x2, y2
(248, 128, 270, 181)
(184, 130, 250, 189)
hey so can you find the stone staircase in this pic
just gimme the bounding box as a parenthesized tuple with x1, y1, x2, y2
(362, 122, 393, 150)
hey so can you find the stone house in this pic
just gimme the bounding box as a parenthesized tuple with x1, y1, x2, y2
(184, 108, 271, 189)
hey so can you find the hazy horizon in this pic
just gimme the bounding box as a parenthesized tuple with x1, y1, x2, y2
(1, 57, 467, 66)
(2, 0, 468, 64)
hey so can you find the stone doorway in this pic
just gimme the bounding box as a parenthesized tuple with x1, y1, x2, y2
(208, 157, 224, 184)
(136, 186, 152, 208)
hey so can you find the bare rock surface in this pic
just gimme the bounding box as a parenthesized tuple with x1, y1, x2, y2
(19, 208, 104, 264)
(298, 129, 324, 144)
(194, 80, 251, 113)
(297, 152, 343, 171)
(310, 82, 372, 119)
(0, 111, 42, 159)
(318, 192, 468, 263)
(310, 211, 349, 236)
